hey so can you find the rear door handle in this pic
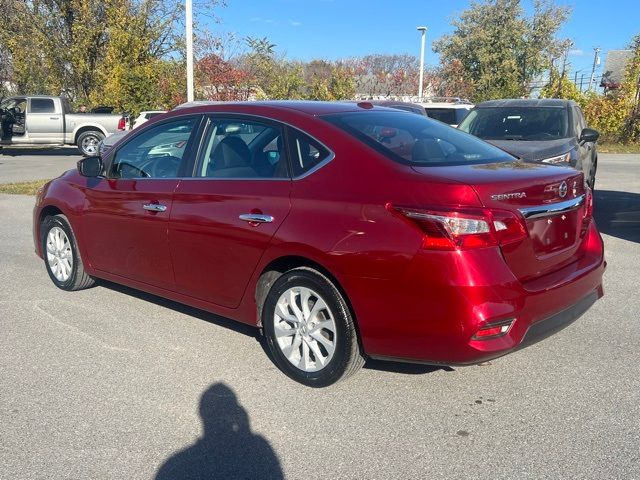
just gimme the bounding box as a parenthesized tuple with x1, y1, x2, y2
(143, 203, 167, 212)
(239, 213, 273, 224)
(49, 117, 60, 120)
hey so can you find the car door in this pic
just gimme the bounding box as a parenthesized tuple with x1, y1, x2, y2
(573, 106, 593, 181)
(169, 115, 292, 308)
(0, 97, 27, 143)
(26, 98, 64, 143)
(81, 115, 201, 289)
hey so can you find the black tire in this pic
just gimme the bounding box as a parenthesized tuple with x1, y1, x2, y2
(262, 267, 365, 387)
(41, 214, 96, 291)
(76, 130, 104, 156)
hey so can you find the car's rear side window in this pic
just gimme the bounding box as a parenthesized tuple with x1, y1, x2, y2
(287, 129, 331, 177)
(322, 111, 513, 167)
(197, 118, 289, 178)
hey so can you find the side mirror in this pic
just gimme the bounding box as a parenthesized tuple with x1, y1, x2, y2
(77, 156, 103, 177)
(579, 128, 600, 144)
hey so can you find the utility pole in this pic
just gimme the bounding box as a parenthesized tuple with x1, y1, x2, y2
(588, 47, 601, 92)
(186, 0, 194, 102)
(417, 26, 427, 101)
(579, 73, 585, 93)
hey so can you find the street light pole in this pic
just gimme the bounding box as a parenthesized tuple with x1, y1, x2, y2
(588, 47, 601, 92)
(417, 26, 427, 101)
(186, 0, 194, 102)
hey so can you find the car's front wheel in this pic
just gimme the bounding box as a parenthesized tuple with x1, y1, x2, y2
(41, 214, 95, 291)
(262, 268, 365, 387)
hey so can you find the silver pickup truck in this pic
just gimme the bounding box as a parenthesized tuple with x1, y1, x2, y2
(0, 95, 127, 156)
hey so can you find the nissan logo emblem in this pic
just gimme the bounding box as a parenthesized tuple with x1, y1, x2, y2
(559, 181, 568, 198)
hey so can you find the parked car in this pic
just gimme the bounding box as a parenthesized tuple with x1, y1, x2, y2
(458, 99, 600, 188)
(98, 111, 169, 155)
(419, 97, 474, 127)
(0, 96, 128, 156)
(132, 110, 167, 129)
(33, 101, 605, 387)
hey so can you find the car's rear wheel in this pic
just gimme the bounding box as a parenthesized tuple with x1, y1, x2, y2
(262, 268, 365, 387)
(77, 130, 104, 156)
(41, 215, 95, 291)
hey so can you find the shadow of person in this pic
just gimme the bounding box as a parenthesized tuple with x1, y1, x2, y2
(155, 383, 283, 480)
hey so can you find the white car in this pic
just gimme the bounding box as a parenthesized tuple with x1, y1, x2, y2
(418, 98, 474, 127)
(132, 110, 166, 129)
(98, 111, 168, 155)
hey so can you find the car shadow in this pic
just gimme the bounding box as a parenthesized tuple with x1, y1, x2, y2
(99, 281, 258, 338)
(155, 382, 284, 480)
(100, 281, 452, 377)
(0, 146, 80, 156)
(364, 359, 454, 375)
(593, 190, 640, 244)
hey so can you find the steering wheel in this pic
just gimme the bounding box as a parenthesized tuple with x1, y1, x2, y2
(117, 162, 151, 178)
(148, 155, 181, 178)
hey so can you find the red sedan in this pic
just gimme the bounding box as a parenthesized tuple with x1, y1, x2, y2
(33, 101, 605, 387)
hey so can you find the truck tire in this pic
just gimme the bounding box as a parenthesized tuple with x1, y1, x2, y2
(77, 130, 104, 156)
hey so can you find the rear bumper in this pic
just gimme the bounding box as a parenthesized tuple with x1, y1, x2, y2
(345, 221, 605, 365)
(518, 290, 597, 351)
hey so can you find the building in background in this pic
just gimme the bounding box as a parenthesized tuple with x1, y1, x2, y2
(601, 50, 633, 91)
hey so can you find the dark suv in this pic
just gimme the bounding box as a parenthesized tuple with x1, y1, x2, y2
(458, 99, 600, 188)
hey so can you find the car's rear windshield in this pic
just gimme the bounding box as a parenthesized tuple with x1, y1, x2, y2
(322, 111, 514, 167)
(458, 106, 569, 140)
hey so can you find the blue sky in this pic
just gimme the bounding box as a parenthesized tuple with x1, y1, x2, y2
(210, 0, 638, 82)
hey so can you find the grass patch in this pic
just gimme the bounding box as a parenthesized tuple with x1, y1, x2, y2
(0, 179, 50, 195)
(597, 142, 640, 154)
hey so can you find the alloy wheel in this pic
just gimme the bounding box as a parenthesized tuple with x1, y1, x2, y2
(273, 286, 337, 372)
(81, 135, 99, 155)
(46, 226, 73, 282)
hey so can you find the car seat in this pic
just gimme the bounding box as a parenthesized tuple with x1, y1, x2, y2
(208, 136, 257, 177)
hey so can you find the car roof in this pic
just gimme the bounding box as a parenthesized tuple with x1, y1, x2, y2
(475, 98, 576, 108)
(420, 103, 474, 109)
(173, 100, 399, 116)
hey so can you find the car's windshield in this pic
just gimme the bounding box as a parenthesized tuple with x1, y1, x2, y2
(322, 111, 514, 166)
(458, 106, 569, 141)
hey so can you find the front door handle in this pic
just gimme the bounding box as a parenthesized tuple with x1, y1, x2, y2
(49, 117, 60, 120)
(239, 213, 274, 224)
(143, 203, 167, 212)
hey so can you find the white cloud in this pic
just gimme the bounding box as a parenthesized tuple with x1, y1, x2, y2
(290, 20, 302, 27)
(569, 49, 585, 56)
(250, 17, 274, 24)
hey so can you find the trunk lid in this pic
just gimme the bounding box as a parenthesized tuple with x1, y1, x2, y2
(412, 160, 587, 281)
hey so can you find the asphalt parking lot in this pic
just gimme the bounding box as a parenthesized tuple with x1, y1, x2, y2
(1, 153, 639, 479)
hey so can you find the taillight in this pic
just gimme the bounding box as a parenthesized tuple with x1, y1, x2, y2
(117, 117, 126, 130)
(387, 204, 527, 251)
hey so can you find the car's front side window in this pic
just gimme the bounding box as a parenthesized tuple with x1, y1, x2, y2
(30, 98, 55, 114)
(197, 118, 289, 179)
(110, 117, 198, 179)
